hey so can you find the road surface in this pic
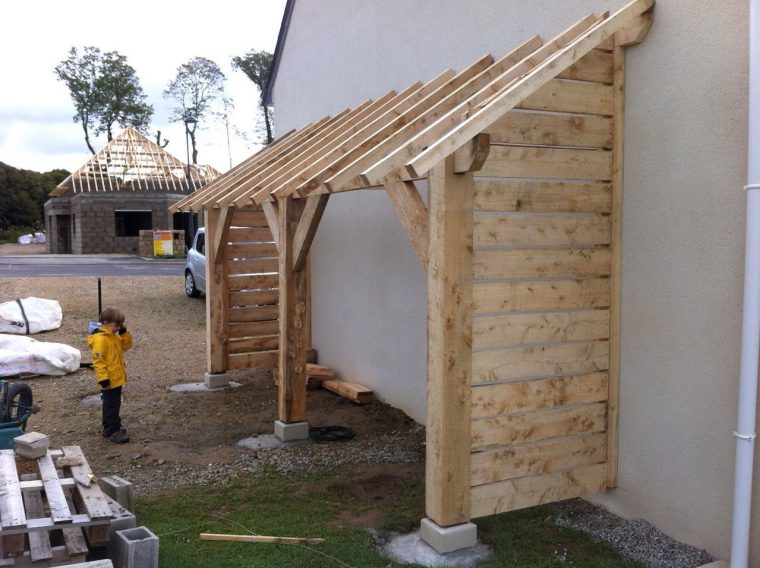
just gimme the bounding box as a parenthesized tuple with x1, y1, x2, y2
(0, 256, 185, 277)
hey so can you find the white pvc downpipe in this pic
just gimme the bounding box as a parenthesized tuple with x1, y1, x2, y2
(730, 2, 760, 566)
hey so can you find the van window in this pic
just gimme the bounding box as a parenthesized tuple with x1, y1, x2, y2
(196, 233, 205, 255)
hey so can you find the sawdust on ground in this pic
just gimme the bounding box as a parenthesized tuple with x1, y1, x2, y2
(0, 275, 420, 491)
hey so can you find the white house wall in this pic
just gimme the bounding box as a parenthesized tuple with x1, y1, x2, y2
(271, 0, 750, 562)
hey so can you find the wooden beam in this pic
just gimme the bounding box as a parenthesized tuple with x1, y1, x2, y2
(606, 42, 625, 489)
(261, 199, 280, 251)
(384, 179, 429, 268)
(615, 6, 654, 47)
(292, 195, 328, 271)
(212, 206, 233, 265)
(204, 208, 229, 373)
(453, 133, 490, 173)
(277, 197, 309, 423)
(425, 155, 473, 526)
(403, 0, 654, 179)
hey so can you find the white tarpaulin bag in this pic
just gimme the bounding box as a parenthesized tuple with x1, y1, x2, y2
(0, 297, 62, 334)
(0, 334, 81, 377)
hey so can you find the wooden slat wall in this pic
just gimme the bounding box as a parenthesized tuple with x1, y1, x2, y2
(225, 205, 279, 368)
(470, 48, 614, 519)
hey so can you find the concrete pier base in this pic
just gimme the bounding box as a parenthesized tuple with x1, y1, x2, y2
(274, 420, 309, 442)
(419, 518, 478, 554)
(204, 372, 229, 389)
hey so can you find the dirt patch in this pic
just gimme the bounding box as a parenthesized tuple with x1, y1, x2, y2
(0, 276, 421, 489)
(0, 243, 46, 255)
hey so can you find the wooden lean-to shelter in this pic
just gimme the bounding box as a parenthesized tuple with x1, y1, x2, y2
(170, 0, 653, 540)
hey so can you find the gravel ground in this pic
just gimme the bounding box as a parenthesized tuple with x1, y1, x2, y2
(553, 498, 715, 568)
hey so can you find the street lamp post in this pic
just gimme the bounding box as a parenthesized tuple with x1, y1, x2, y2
(183, 114, 198, 246)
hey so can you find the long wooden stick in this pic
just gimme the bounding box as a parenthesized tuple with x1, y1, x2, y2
(200, 533, 324, 545)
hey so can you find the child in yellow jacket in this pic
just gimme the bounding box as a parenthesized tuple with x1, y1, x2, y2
(87, 307, 133, 444)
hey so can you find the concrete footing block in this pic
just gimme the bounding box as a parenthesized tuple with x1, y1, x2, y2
(204, 372, 229, 389)
(14, 432, 49, 459)
(274, 420, 309, 442)
(420, 518, 478, 554)
(109, 526, 159, 568)
(99, 475, 135, 513)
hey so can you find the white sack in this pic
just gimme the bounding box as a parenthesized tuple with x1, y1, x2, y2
(33, 232, 46, 244)
(0, 334, 80, 377)
(17, 234, 32, 245)
(0, 297, 62, 334)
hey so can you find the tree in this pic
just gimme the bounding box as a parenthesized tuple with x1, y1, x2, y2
(0, 162, 68, 231)
(163, 57, 227, 165)
(54, 47, 153, 153)
(231, 50, 274, 144)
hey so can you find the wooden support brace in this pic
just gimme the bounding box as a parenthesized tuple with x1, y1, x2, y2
(615, 6, 654, 47)
(292, 195, 329, 271)
(212, 206, 234, 265)
(384, 179, 429, 269)
(425, 155, 473, 526)
(453, 133, 491, 173)
(278, 197, 309, 423)
(261, 199, 281, 251)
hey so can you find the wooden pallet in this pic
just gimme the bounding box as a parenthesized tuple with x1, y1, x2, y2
(0, 446, 114, 566)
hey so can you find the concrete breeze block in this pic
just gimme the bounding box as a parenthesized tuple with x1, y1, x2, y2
(99, 476, 136, 514)
(14, 432, 49, 459)
(109, 526, 159, 568)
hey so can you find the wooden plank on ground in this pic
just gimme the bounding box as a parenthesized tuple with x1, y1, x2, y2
(471, 402, 607, 449)
(486, 111, 612, 149)
(228, 350, 278, 370)
(471, 372, 609, 418)
(473, 180, 612, 213)
(321, 379, 373, 404)
(472, 279, 610, 313)
(517, 79, 613, 115)
(473, 310, 609, 349)
(470, 432, 606, 485)
(472, 341, 609, 384)
(479, 146, 612, 180)
(474, 248, 611, 280)
(474, 213, 610, 247)
(557, 49, 614, 83)
(306, 364, 334, 378)
(228, 320, 279, 339)
(470, 463, 607, 518)
(36, 453, 72, 524)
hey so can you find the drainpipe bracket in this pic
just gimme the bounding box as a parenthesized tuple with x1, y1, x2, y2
(734, 431, 757, 441)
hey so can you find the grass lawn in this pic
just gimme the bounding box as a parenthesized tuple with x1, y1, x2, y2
(135, 466, 646, 567)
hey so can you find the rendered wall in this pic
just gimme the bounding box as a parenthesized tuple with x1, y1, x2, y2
(272, 0, 749, 561)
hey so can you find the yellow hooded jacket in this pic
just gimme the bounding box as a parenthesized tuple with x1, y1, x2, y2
(87, 327, 133, 390)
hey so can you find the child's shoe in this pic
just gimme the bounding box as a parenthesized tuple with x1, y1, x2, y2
(110, 429, 130, 444)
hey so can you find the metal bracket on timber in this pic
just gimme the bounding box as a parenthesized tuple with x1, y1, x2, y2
(261, 199, 280, 251)
(384, 178, 429, 269)
(453, 133, 491, 173)
(615, 5, 654, 47)
(292, 195, 329, 271)
(213, 206, 234, 264)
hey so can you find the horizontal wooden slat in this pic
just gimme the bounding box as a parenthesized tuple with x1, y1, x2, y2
(473, 310, 609, 349)
(474, 213, 610, 247)
(228, 289, 279, 307)
(472, 341, 609, 384)
(226, 226, 274, 243)
(518, 79, 613, 115)
(226, 258, 279, 275)
(228, 335, 279, 354)
(228, 305, 279, 323)
(471, 433, 606, 485)
(472, 279, 610, 313)
(486, 111, 612, 148)
(479, 146, 612, 180)
(470, 463, 606, 518)
(228, 320, 279, 339)
(471, 402, 607, 449)
(230, 209, 268, 227)
(225, 243, 278, 260)
(473, 180, 611, 213)
(471, 372, 608, 417)
(557, 49, 613, 83)
(227, 350, 278, 370)
(226, 274, 279, 291)
(474, 248, 611, 280)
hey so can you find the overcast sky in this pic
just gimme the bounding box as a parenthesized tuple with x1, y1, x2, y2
(0, 0, 286, 174)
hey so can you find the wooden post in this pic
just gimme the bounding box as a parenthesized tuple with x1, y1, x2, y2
(426, 155, 473, 526)
(204, 208, 229, 374)
(278, 197, 309, 423)
(606, 43, 625, 488)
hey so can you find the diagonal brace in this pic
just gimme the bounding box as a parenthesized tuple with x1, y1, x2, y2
(384, 178, 429, 269)
(292, 195, 329, 271)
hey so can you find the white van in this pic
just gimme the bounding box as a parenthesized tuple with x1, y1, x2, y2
(184, 228, 205, 297)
